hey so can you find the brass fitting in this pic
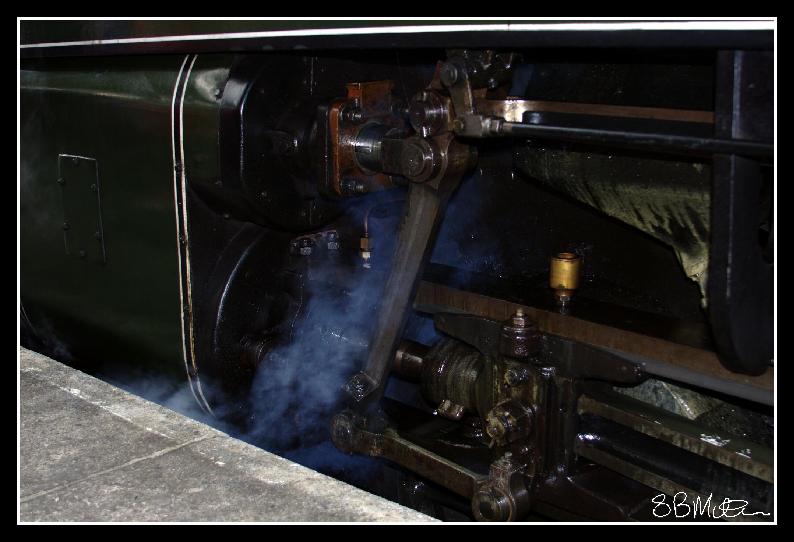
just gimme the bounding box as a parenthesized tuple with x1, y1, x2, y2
(360, 234, 372, 268)
(549, 252, 581, 305)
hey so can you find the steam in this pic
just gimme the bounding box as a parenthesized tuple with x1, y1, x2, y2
(244, 266, 382, 455)
(237, 194, 411, 476)
(109, 373, 237, 435)
(22, 175, 500, 484)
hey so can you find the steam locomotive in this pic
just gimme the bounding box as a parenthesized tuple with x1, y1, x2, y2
(20, 20, 774, 521)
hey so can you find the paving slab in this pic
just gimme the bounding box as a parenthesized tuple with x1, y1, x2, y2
(18, 347, 435, 522)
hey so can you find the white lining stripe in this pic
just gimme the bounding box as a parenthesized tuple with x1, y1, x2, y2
(170, 54, 205, 412)
(179, 54, 197, 379)
(20, 21, 774, 49)
(178, 54, 215, 416)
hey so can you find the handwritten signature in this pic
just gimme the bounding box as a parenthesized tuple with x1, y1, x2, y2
(652, 492, 771, 519)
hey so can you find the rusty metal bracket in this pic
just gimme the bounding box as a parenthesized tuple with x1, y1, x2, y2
(324, 81, 404, 197)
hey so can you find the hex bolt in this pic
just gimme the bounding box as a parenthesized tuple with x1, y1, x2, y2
(510, 308, 527, 328)
(326, 232, 340, 251)
(62, 222, 70, 231)
(504, 366, 529, 387)
(56, 178, 65, 186)
(90, 184, 97, 192)
(298, 238, 313, 256)
(485, 401, 533, 445)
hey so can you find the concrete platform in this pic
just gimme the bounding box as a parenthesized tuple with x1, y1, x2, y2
(18, 347, 435, 522)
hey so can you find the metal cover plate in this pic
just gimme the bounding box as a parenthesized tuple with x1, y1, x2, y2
(58, 154, 106, 264)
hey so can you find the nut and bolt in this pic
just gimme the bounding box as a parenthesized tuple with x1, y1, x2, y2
(500, 308, 539, 359)
(435, 399, 465, 421)
(509, 308, 527, 328)
(485, 401, 533, 445)
(326, 232, 340, 251)
(298, 238, 314, 256)
(504, 366, 530, 387)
